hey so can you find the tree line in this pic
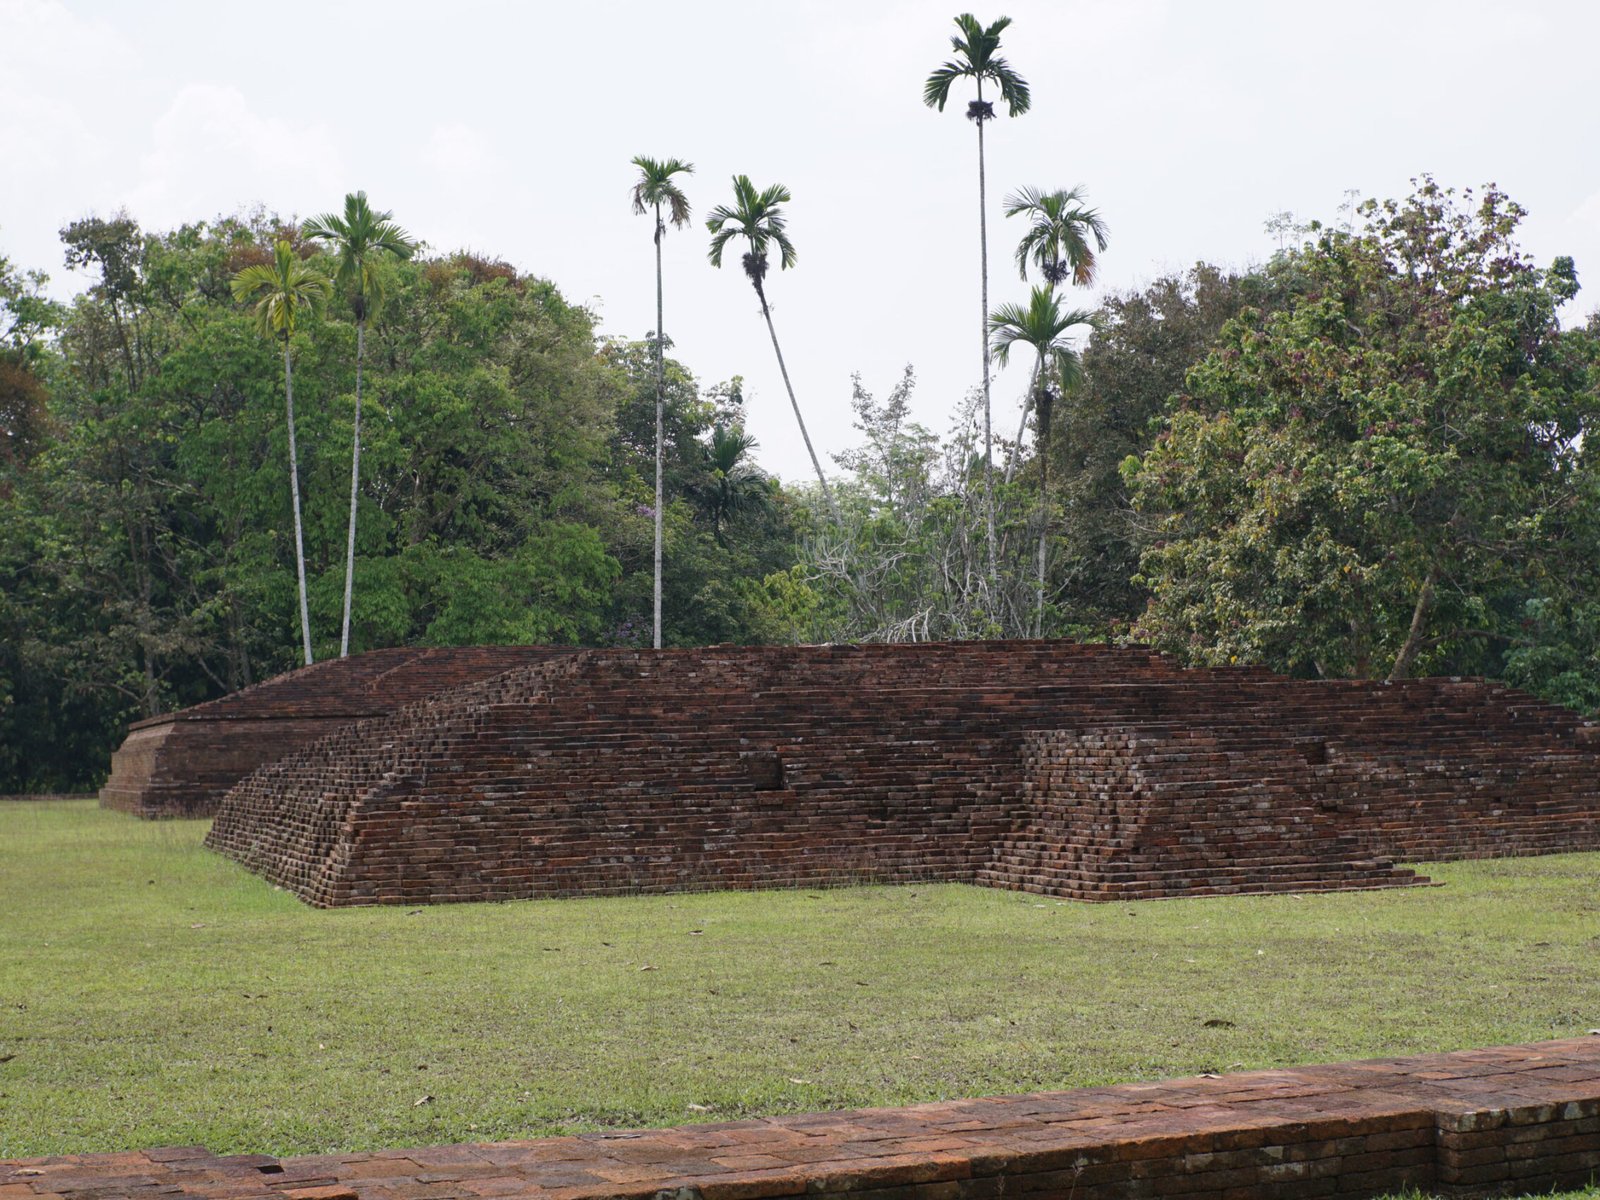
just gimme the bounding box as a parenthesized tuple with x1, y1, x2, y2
(0, 212, 800, 790)
(1, 11, 1597, 790)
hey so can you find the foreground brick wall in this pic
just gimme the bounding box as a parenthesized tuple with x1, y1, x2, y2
(6, 1037, 1598, 1198)
(99, 647, 574, 818)
(203, 642, 1600, 907)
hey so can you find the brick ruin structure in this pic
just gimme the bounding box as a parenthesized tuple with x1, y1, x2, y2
(99, 646, 572, 818)
(199, 641, 1600, 907)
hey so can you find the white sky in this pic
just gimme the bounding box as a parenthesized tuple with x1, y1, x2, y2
(4, 0, 1599, 485)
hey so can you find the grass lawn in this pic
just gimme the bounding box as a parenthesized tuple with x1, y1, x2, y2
(2, 798, 1598, 1161)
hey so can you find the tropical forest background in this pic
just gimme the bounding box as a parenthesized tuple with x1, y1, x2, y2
(2, 169, 1598, 791)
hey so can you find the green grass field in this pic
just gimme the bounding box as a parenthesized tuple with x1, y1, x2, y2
(2, 798, 1598, 1163)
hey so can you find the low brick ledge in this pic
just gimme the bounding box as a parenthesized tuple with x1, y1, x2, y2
(5, 1039, 1599, 1200)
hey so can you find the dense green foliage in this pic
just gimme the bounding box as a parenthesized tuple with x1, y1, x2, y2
(777, 181, 1598, 716)
(1125, 181, 1600, 684)
(4, 176, 1598, 791)
(0, 216, 798, 790)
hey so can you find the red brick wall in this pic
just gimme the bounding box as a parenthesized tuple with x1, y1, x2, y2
(7, 1037, 1599, 1199)
(99, 646, 575, 818)
(203, 642, 1600, 907)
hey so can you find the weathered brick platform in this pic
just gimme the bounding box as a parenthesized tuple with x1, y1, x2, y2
(100, 647, 573, 818)
(6, 1038, 1598, 1198)
(203, 641, 1600, 907)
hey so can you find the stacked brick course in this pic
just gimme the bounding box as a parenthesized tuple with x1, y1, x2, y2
(6, 1037, 1599, 1198)
(99, 647, 573, 818)
(201, 641, 1600, 907)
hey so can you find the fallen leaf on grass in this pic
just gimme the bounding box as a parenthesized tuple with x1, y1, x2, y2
(638, 964, 657, 972)
(189, 923, 207, 930)
(787, 1077, 811, 1085)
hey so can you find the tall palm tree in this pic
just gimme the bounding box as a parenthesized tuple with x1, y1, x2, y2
(630, 156, 695, 650)
(231, 240, 332, 666)
(924, 12, 1030, 586)
(989, 286, 1093, 634)
(303, 192, 416, 659)
(701, 424, 773, 546)
(1006, 185, 1108, 288)
(1002, 185, 1108, 479)
(706, 175, 839, 525)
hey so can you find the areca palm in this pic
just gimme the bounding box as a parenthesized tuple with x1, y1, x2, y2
(230, 240, 332, 666)
(989, 287, 1094, 634)
(924, 12, 1030, 586)
(303, 192, 417, 658)
(1002, 187, 1108, 485)
(702, 424, 773, 546)
(630, 155, 695, 650)
(706, 175, 839, 524)
(1006, 185, 1108, 288)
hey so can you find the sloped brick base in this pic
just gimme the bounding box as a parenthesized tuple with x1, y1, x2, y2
(100, 647, 573, 818)
(203, 642, 1599, 907)
(5, 1038, 1598, 1199)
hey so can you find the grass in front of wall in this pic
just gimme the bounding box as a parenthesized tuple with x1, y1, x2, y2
(2, 798, 1598, 1158)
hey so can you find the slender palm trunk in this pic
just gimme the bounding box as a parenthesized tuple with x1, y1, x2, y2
(1034, 382, 1052, 637)
(339, 320, 365, 658)
(975, 78, 996, 589)
(653, 207, 665, 650)
(1387, 565, 1438, 681)
(755, 284, 840, 526)
(283, 342, 314, 666)
(1004, 358, 1042, 486)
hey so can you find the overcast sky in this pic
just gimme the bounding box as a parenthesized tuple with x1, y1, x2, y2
(4, 0, 1598, 484)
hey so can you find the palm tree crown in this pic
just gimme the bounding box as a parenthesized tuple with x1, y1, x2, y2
(631, 156, 695, 239)
(302, 192, 416, 322)
(230, 240, 331, 341)
(989, 286, 1094, 382)
(1006, 185, 1109, 288)
(702, 424, 773, 545)
(707, 176, 796, 291)
(922, 13, 1031, 120)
